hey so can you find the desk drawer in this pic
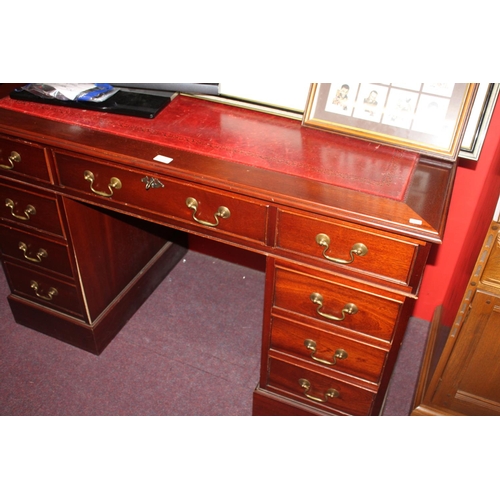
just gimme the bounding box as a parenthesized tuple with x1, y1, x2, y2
(4, 261, 84, 319)
(54, 152, 269, 244)
(267, 357, 375, 415)
(270, 314, 388, 383)
(0, 225, 73, 277)
(0, 135, 51, 182)
(273, 264, 403, 342)
(276, 209, 420, 285)
(0, 182, 64, 237)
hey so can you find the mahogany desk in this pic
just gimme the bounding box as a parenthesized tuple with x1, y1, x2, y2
(0, 88, 455, 416)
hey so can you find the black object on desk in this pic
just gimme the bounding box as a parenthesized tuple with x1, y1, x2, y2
(10, 88, 174, 119)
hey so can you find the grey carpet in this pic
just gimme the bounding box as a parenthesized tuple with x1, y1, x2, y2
(0, 250, 429, 416)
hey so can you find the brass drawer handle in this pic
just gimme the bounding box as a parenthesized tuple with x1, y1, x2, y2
(5, 198, 37, 220)
(18, 241, 48, 263)
(310, 292, 358, 322)
(186, 197, 231, 227)
(30, 280, 58, 301)
(0, 151, 21, 170)
(304, 339, 348, 366)
(84, 170, 122, 198)
(299, 378, 339, 403)
(315, 233, 368, 264)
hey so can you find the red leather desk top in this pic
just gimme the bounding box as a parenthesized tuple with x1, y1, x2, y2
(0, 94, 418, 201)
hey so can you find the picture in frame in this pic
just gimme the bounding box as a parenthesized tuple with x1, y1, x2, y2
(459, 83, 499, 160)
(303, 83, 478, 160)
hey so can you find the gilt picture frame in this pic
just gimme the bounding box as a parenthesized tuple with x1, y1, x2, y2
(303, 83, 478, 160)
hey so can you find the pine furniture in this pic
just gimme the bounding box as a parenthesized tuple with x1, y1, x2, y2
(412, 220, 500, 416)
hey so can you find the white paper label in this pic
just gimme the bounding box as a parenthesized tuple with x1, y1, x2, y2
(154, 155, 173, 164)
(409, 218, 423, 225)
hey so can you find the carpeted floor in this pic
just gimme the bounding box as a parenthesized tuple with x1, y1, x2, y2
(0, 248, 429, 416)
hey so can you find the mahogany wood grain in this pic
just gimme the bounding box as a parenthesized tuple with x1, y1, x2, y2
(0, 84, 456, 414)
(267, 356, 376, 416)
(269, 313, 388, 383)
(0, 133, 51, 182)
(4, 260, 84, 318)
(0, 224, 73, 277)
(7, 240, 187, 354)
(273, 263, 405, 342)
(63, 198, 184, 321)
(0, 180, 65, 238)
(276, 207, 424, 288)
(0, 85, 455, 244)
(54, 151, 270, 246)
(253, 387, 330, 416)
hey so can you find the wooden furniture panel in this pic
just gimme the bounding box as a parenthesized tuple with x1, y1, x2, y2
(54, 151, 270, 245)
(0, 224, 73, 277)
(6, 240, 186, 354)
(258, 256, 411, 415)
(0, 133, 51, 182)
(276, 208, 422, 287)
(434, 291, 500, 415)
(273, 263, 404, 342)
(252, 389, 332, 416)
(0, 110, 187, 353)
(267, 356, 376, 416)
(62, 197, 186, 321)
(0, 181, 64, 237)
(269, 314, 388, 383)
(412, 222, 500, 416)
(3, 261, 84, 318)
(0, 87, 458, 414)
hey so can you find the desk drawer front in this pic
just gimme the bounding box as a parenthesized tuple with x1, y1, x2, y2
(4, 261, 84, 319)
(0, 135, 51, 182)
(276, 209, 419, 285)
(267, 357, 375, 415)
(0, 225, 73, 277)
(54, 152, 269, 243)
(274, 265, 403, 342)
(0, 182, 64, 237)
(270, 314, 387, 383)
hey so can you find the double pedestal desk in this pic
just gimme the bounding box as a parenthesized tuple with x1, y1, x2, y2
(0, 90, 455, 416)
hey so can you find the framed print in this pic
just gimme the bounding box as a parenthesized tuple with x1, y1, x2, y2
(218, 82, 309, 113)
(192, 82, 308, 120)
(459, 83, 499, 160)
(303, 83, 478, 160)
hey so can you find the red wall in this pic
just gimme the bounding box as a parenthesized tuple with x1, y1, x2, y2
(413, 98, 500, 323)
